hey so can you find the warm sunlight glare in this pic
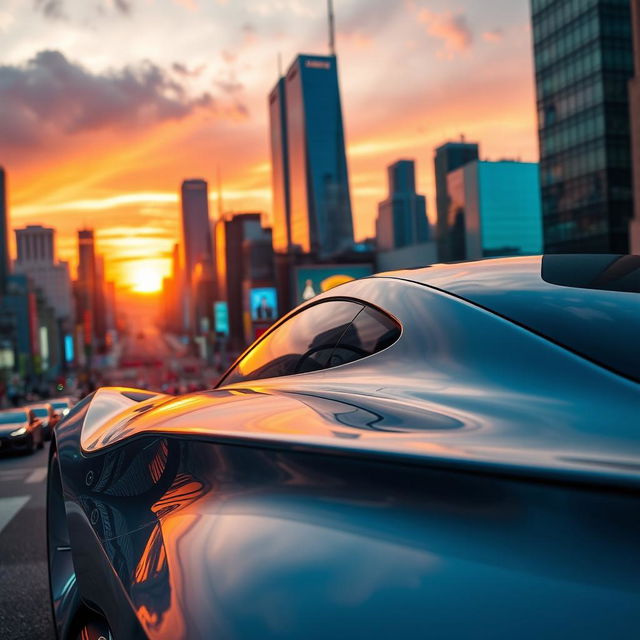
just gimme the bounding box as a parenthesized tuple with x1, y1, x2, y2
(130, 262, 164, 294)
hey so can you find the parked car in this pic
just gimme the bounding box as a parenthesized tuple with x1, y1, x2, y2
(0, 409, 44, 454)
(47, 255, 639, 639)
(27, 403, 58, 441)
(48, 396, 77, 419)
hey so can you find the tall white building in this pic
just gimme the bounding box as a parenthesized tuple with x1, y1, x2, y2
(13, 225, 74, 321)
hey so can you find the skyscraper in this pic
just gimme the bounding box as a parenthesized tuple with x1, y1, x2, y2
(269, 77, 291, 253)
(14, 225, 73, 321)
(0, 167, 10, 295)
(629, 0, 640, 254)
(214, 212, 267, 348)
(270, 54, 354, 258)
(181, 179, 213, 285)
(531, 0, 634, 253)
(376, 160, 429, 251)
(447, 160, 543, 261)
(434, 141, 480, 261)
(76, 229, 97, 351)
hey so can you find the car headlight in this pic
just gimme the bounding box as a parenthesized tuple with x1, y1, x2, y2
(62, 408, 70, 416)
(10, 427, 27, 437)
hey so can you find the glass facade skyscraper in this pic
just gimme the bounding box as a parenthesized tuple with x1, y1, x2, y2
(268, 78, 291, 254)
(447, 161, 543, 261)
(629, 0, 640, 253)
(0, 167, 9, 295)
(434, 141, 479, 262)
(270, 54, 354, 259)
(180, 179, 213, 285)
(531, 0, 634, 253)
(376, 160, 429, 251)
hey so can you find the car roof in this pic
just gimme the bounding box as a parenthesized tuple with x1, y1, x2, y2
(377, 254, 640, 383)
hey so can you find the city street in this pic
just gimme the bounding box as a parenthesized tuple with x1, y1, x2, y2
(0, 445, 54, 640)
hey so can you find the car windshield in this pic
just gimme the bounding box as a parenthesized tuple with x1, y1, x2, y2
(0, 412, 27, 424)
(52, 402, 69, 410)
(32, 408, 48, 417)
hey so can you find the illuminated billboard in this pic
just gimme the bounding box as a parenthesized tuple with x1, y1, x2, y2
(214, 301, 229, 336)
(250, 287, 278, 322)
(294, 264, 373, 304)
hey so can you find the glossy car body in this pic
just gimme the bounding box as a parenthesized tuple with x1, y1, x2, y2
(0, 408, 45, 454)
(28, 403, 59, 441)
(48, 255, 640, 639)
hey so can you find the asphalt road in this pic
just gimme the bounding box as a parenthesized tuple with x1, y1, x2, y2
(0, 444, 55, 639)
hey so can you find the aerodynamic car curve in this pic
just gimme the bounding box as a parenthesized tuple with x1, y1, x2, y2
(48, 254, 640, 640)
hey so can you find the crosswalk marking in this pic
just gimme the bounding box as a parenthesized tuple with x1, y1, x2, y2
(0, 469, 27, 480)
(25, 467, 48, 484)
(0, 496, 30, 535)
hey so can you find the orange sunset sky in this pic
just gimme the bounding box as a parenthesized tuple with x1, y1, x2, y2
(1, 0, 539, 291)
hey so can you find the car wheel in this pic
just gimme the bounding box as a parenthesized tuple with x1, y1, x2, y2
(47, 445, 81, 639)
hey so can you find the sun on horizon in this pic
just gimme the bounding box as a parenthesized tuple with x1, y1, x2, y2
(128, 261, 166, 294)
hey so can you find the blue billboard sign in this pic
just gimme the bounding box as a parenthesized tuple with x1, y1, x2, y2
(214, 301, 229, 336)
(250, 287, 278, 322)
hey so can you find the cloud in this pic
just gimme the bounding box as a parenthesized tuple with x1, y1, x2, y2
(172, 62, 206, 77)
(33, 0, 66, 20)
(113, 0, 132, 16)
(33, 0, 132, 20)
(0, 50, 216, 148)
(417, 8, 473, 57)
(483, 28, 504, 43)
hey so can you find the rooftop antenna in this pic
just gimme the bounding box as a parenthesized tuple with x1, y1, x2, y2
(216, 166, 223, 220)
(328, 0, 336, 56)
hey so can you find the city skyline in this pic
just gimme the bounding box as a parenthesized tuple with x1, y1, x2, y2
(1, 0, 538, 289)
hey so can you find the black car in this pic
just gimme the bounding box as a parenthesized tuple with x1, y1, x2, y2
(0, 408, 45, 454)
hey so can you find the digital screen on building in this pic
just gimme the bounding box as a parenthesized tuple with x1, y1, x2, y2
(64, 335, 74, 363)
(294, 265, 373, 304)
(214, 302, 229, 336)
(250, 288, 278, 322)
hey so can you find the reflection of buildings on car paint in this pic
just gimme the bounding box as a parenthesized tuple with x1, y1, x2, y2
(531, 0, 634, 253)
(447, 160, 543, 261)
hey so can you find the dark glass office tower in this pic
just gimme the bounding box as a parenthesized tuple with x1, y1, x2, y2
(629, 0, 640, 253)
(269, 78, 291, 254)
(531, 0, 634, 253)
(434, 141, 479, 262)
(0, 167, 9, 295)
(376, 160, 429, 251)
(284, 54, 354, 258)
(181, 179, 213, 284)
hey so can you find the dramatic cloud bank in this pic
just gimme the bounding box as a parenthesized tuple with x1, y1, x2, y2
(0, 50, 215, 147)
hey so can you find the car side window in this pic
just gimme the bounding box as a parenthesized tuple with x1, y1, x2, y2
(328, 306, 401, 368)
(222, 300, 364, 385)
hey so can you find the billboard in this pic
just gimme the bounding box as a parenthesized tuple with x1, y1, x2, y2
(250, 287, 278, 322)
(294, 264, 373, 304)
(214, 302, 229, 336)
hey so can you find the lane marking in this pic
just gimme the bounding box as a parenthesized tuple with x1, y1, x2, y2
(0, 496, 30, 535)
(25, 467, 48, 484)
(0, 470, 27, 480)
